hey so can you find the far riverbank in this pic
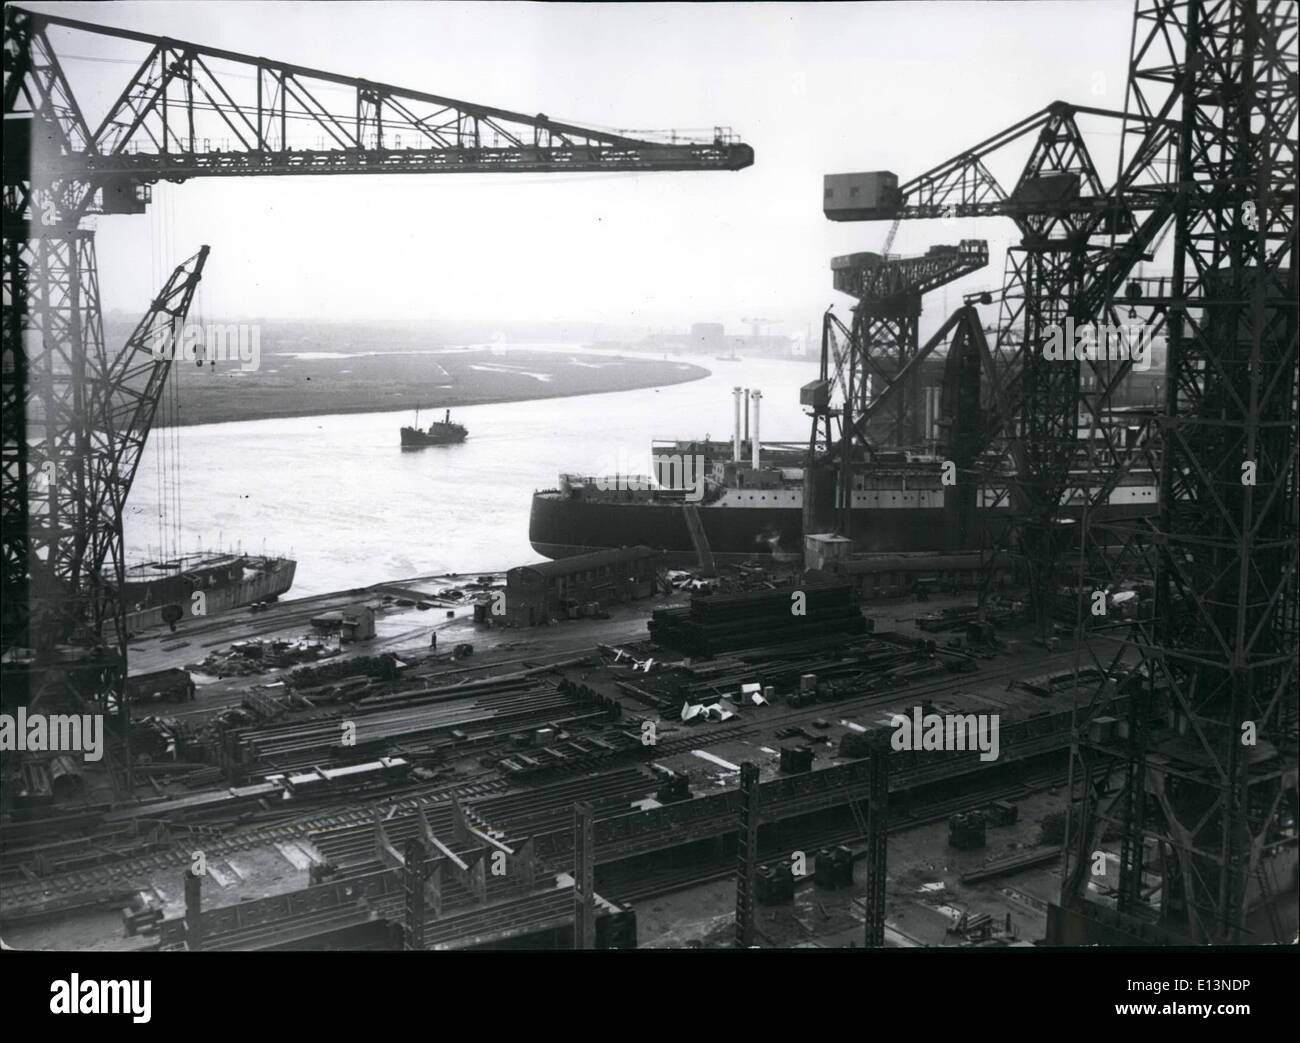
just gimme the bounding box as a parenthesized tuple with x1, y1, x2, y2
(159, 346, 709, 427)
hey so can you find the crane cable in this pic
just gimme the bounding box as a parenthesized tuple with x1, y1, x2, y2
(150, 181, 165, 564)
(163, 184, 177, 566)
(168, 185, 184, 567)
(147, 181, 187, 566)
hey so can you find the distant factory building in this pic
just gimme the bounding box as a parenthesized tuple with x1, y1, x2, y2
(506, 546, 660, 626)
(690, 322, 725, 350)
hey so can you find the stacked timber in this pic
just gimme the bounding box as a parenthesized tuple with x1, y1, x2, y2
(648, 584, 866, 657)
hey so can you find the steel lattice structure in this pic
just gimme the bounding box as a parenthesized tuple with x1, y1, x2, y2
(824, 0, 1296, 943)
(805, 241, 988, 542)
(733, 761, 760, 948)
(828, 101, 1181, 635)
(1059, 0, 1298, 945)
(827, 240, 988, 448)
(861, 738, 890, 948)
(807, 302, 995, 545)
(1, 7, 751, 759)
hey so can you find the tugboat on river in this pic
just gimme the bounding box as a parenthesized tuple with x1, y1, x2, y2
(401, 408, 468, 448)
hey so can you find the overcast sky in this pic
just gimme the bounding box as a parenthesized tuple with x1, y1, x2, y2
(28, 0, 1136, 335)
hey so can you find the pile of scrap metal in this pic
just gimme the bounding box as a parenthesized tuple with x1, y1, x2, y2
(680, 699, 738, 724)
(915, 604, 981, 632)
(287, 652, 404, 689)
(12, 754, 85, 806)
(599, 632, 932, 716)
(132, 716, 191, 761)
(947, 909, 998, 942)
(189, 638, 338, 678)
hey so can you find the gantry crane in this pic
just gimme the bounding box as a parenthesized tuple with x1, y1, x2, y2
(825, 103, 1179, 638)
(1, 6, 752, 776)
(1, 240, 207, 792)
(803, 240, 988, 540)
(1058, 0, 1298, 946)
(828, 240, 988, 446)
(827, 0, 1296, 944)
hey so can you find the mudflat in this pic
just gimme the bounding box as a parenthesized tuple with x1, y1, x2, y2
(156, 347, 709, 427)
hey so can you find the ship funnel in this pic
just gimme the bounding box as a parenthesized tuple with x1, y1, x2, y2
(733, 386, 743, 462)
(751, 390, 762, 469)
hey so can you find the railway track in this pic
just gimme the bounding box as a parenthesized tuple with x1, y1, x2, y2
(311, 767, 663, 865)
(600, 763, 1070, 904)
(631, 645, 1081, 761)
(1, 641, 1086, 926)
(0, 774, 511, 920)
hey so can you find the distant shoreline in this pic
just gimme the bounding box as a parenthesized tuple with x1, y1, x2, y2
(156, 350, 711, 428)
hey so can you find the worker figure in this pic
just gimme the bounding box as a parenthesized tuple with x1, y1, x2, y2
(430, 631, 437, 649)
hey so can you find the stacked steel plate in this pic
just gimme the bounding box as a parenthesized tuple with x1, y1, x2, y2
(648, 584, 866, 656)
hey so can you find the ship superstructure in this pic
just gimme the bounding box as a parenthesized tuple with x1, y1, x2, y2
(401, 408, 468, 448)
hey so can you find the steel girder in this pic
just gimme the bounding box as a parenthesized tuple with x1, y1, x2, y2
(1, 2, 750, 764)
(6, 3, 751, 231)
(0, 224, 207, 662)
(573, 801, 595, 950)
(733, 761, 760, 948)
(862, 740, 890, 948)
(4, 7, 205, 697)
(830, 97, 1179, 632)
(809, 303, 996, 546)
(828, 240, 989, 448)
(831, 241, 989, 303)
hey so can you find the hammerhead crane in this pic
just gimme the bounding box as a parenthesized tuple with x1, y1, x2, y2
(828, 0, 1297, 945)
(1, 5, 753, 778)
(825, 100, 1179, 636)
(828, 240, 989, 447)
(804, 240, 988, 540)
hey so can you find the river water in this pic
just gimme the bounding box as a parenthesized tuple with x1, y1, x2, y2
(125, 350, 820, 597)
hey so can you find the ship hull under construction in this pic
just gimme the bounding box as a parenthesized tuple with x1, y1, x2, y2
(119, 554, 298, 635)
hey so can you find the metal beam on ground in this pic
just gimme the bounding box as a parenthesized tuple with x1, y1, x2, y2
(183, 869, 203, 952)
(573, 801, 595, 949)
(864, 741, 890, 948)
(403, 838, 429, 951)
(734, 761, 759, 948)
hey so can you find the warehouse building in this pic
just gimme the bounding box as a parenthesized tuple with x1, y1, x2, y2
(506, 546, 661, 626)
(829, 552, 1011, 601)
